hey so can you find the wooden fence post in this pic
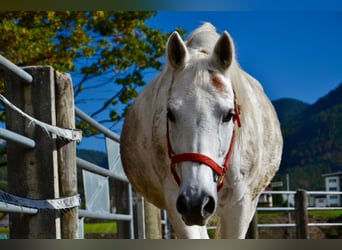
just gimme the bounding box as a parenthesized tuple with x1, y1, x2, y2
(246, 211, 259, 239)
(144, 200, 162, 239)
(4, 66, 61, 238)
(55, 71, 78, 238)
(295, 189, 309, 239)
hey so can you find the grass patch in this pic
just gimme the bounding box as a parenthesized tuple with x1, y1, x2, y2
(84, 221, 117, 234)
(0, 227, 9, 239)
(258, 210, 342, 220)
(258, 211, 287, 218)
(0, 227, 9, 234)
(257, 212, 288, 220)
(309, 210, 342, 219)
(0, 222, 118, 238)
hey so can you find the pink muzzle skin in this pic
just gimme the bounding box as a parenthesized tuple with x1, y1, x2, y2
(166, 97, 241, 192)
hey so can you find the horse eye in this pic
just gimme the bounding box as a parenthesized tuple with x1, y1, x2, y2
(222, 109, 235, 123)
(167, 109, 176, 122)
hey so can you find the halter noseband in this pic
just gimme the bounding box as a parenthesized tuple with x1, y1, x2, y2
(166, 94, 241, 192)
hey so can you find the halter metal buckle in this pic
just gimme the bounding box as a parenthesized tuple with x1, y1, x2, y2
(218, 174, 225, 186)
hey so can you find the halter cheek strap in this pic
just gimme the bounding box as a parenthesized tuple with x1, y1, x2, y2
(166, 95, 241, 192)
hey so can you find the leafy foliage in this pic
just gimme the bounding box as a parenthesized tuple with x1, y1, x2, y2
(0, 11, 184, 134)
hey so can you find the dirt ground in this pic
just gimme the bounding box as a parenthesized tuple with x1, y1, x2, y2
(84, 214, 342, 239)
(258, 214, 342, 239)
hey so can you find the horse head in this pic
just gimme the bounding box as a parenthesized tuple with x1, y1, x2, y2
(165, 29, 239, 226)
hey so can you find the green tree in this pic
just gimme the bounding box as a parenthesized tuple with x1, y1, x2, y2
(0, 11, 184, 135)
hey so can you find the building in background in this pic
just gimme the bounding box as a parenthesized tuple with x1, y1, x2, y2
(322, 172, 342, 207)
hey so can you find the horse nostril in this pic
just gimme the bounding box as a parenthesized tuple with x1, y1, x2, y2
(201, 195, 216, 218)
(176, 194, 188, 215)
(177, 193, 216, 218)
(176, 192, 216, 225)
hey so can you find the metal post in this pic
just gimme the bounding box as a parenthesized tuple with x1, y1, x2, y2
(286, 173, 293, 238)
(128, 184, 134, 239)
(136, 194, 146, 239)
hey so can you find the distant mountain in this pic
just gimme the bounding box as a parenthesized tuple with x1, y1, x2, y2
(272, 98, 309, 125)
(77, 149, 108, 168)
(273, 83, 342, 190)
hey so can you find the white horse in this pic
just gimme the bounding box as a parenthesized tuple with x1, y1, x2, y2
(120, 23, 283, 239)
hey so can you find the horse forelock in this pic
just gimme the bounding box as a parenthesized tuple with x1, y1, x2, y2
(164, 22, 241, 105)
(186, 22, 220, 54)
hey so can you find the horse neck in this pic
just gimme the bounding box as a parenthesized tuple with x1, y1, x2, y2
(230, 62, 251, 133)
(230, 61, 267, 142)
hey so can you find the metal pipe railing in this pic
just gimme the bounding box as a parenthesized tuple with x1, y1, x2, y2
(75, 107, 120, 143)
(0, 127, 35, 149)
(76, 157, 127, 183)
(0, 201, 38, 214)
(78, 209, 132, 221)
(0, 54, 32, 83)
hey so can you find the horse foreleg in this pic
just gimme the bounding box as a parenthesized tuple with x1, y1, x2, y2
(217, 195, 257, 239)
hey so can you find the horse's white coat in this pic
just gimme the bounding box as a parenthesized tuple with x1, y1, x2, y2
(120, 23, 283, 238)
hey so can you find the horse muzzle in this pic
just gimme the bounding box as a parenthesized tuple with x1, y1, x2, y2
(176, 188, 216, 226)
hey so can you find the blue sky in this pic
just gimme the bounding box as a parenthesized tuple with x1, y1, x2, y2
(148, 11, 342, 103)
(76, 11, 342, 151)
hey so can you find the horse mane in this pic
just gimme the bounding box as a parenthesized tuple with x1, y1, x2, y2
(186, 22, 220, 54)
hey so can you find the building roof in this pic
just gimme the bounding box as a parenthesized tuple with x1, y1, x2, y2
(322, 172, 342, 178)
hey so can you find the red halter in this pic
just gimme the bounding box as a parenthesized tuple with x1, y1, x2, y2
(167, 96, 241, 192)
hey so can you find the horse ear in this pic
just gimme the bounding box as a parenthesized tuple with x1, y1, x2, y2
(211, 31, 235, 72)
(166, 31, 188, 70)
